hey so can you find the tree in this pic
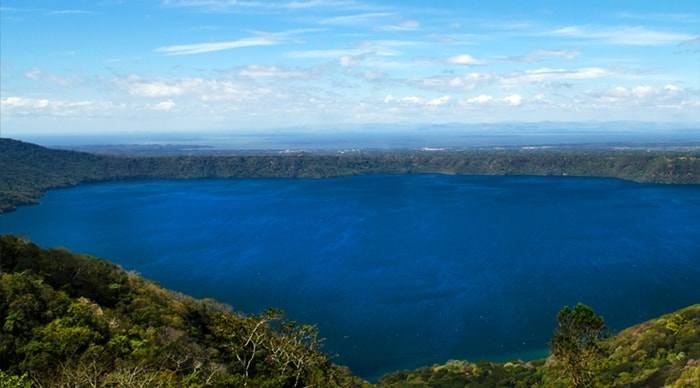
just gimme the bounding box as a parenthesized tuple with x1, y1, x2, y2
(550, 304, 605, 387)
(0, 371, 32, 388)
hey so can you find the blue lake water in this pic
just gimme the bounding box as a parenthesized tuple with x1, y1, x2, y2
(1, 174, 700, 380)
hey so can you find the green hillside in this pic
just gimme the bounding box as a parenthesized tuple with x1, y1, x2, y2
(0, 235, 367, 387)
(1, 236, 699, 387)
(379, 302, 700, 387)
(2, 138, 699, 213)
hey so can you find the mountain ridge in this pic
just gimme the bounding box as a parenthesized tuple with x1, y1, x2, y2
(2, 137, 699, 214)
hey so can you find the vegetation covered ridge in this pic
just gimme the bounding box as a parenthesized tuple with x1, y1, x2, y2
(0, 235, 368, 387)
(380, 304, 700, 387)
(2, 137, 700, 213)
(1, 235, 699, 387)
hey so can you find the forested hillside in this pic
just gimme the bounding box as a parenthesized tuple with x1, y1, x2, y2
(2, 138, 699, 213)
(0, 235, 367, 387)
(380, 304, 700, 387)
(1, 236, 699, 387)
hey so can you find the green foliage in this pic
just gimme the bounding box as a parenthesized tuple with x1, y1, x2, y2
(596, 304, 700, 387)
(0, 235, 367, 387)
(380, 304, 700, 387)
(378, 359, 544, 387)
(2, 138, 699, 213)
(548, 304, 606, 387)
(0, 371, 32, 388)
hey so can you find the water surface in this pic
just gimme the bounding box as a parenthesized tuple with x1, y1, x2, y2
(2, 174, 699, 380)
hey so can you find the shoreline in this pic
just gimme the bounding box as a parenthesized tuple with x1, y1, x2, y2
(3, 169, 700, 215)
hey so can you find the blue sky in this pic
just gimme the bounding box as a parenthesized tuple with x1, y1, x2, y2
(1, 0, 699, 135)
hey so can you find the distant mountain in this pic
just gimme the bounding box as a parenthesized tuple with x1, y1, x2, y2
(2, 137, 699, 213)
(1, 236, 698, 387)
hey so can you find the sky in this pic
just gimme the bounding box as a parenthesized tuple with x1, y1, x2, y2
(1, 0, 699, 135)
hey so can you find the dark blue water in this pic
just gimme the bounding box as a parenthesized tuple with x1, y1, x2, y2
(2, 175, 700, 380)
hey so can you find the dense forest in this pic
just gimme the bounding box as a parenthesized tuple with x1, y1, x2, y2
(1, 236, 699, 387)
(2, 138, 699, 213)
(0, 235, 366, 387)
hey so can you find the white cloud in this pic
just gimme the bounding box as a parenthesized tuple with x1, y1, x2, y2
(289, 49, 364, 59)
(403, 67, 612, 95)
(162, 0, 366, 11)
(502, 94, 523, 106)
(285, 0, 365, 9)
(459, 94, 522, 107)
(125, 78, 189, 97)
(427, 95, 451, 106)
(664, 84, 681, 92)
(1, 97, 50, 108)
(116, 75, 275, 103)
(151, 99, 176, 111)
(289, 40, 414, 68)
(631, 85, 654, 98)
(679, 37, 700, 52)
(238, 65, 308, 78)
(501, 67, 609, 85)
(319, 12, 392, 25)
(412, 72, 494, 91)
(616, 12, 699, 23)
(23, 68, 80, 86)
(458, 85, 699, 115)
(289, 43, 407, 60)
(465, 94, 493, 104)
(379, 19, 420, 32)
(156, 37, 278, 55)
(25, 68, 42, 80)
(446, 54, 486, 65)
(511, 49, 579, 63)
(418, 49, 579, 66)
(592, 84, 694, 106)
(355, 39, 415, 52)
(400, 96, 422, 104)
(1, 97, 120, 117)
(551, 25, 695, 46)
(339, 55, 357, 66)
(46, 9, 93, 15)
(422, 49, 577, 68)
(156, 29, 322, 56)
(384, 95, 420, 104)
(356, 70, 386, 80)
(383, 94, 452, 107)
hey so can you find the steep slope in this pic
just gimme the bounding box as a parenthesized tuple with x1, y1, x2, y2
(0, 235, 368, 387)
(0, 139, 109, 213)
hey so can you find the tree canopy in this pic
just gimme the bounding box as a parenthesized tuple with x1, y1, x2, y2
(549, 304, 606, 387)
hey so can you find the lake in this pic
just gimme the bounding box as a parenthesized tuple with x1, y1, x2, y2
(1, 174, 699, 380)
